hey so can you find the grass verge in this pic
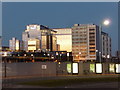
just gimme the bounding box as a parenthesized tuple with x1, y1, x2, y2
(19, 76, 120, 87)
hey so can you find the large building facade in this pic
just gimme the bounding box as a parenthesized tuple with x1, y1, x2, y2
(52, 28, 72, 52)
(9, 24, 111, 62)
(22, 24, 41, 52)
(22, 24, 57, 52)
(72, 24, 101, 62)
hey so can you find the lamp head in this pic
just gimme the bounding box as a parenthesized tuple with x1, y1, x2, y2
(103, 19, 110, 26)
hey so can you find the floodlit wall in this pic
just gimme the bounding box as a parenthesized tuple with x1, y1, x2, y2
(2, 62, 57, 77)
(2, 62, 120, 77)
(103, 63, 109, 74)
(56, 62, 71, 75)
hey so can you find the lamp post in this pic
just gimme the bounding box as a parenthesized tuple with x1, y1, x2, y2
(67, 52, 69, 61)
(47, 54, 50, 61)
(75, 55, 79, 62)
(31, 54, 34, 62)
(79, 52, 81, 61)
(24, 54, 26, 62)
(56, 52, 58, 61)
(60, 54, 62, 62)
(99, 52, 101, 62)
(4, 52, 7, 78)
(107, 54, 110, 62)
(99, 19, 111, 63)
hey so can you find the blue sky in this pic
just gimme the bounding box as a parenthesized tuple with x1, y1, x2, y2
(2, 2, 118, 55)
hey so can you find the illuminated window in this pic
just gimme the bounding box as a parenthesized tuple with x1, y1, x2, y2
(90, 64, 95, 73)
(89, 45, 95, 47)
(89, 49, 96, 51)
(116, 64, 120, 73)
(109, 64, 115, 73)
(72, 63, 79, 74)
(90, 52, 95, 55)
(67, 64, 72, 73)
(90, 56, 96, 58)
(96, 63, 102, 73)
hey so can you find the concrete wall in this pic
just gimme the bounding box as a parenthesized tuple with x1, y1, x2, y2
(2, 62, 57, 77)
(56, 62, 71, 75)
(2, 62, 119, 77)
(103, 63, 109, 74)
(78, 62, 84, 75)
(78, 62, 96, 75)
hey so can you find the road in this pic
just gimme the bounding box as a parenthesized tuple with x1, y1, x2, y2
(1, 74, 120, 89)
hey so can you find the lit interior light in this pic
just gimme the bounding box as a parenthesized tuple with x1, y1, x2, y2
(96, 63, 102, 73)
(90, 64, 95, 73)
(67, 63, 72, 73)
(72, 63, 78, 73)
(116, 64, 120, 73)
(109, 64, 115, 73)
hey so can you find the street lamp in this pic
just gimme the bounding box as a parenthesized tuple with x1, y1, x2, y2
(103, 19, 111, 26)
(107, 55, 110, 58)
(51, 56, 54, 59)
(99, 52, 101, 62)
(24, 54, 26, 57)
(24, 54, 26, 62)
(31, 54, 35, 62)
(107, 55, 110, 62)
(4, 52, 7, 78)
(75, 55, 79, 62)
(44, 53, 46, 56)
(79, 52, 81, 61)
(47, 53, 50, 61)
(60, 54, 62, 62)
(67, 52, 69, 61)
(99, 18, 111, 63)
(55, 52, 59, 62)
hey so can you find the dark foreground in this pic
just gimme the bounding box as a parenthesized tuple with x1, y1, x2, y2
(2, 74, 120, 89)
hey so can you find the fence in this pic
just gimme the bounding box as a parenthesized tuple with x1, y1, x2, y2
(2, 62, 120, 78)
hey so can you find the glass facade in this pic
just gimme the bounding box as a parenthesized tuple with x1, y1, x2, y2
(41, 36, 47, 49)
(28, 39, 40, 51)
(22, 24, 57, 52)
(109, 64, 115, 73)
(53, 28, 72, 52)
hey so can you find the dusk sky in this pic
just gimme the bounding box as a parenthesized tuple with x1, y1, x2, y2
(2, 2, 118, 55)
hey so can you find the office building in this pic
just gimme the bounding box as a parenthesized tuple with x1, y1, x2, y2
(22, 24, 57, 52)
(9, 23, 111, 62)
(22, 24, 41, 51)
(41, 28, 57, 51)
(53, 28, 72, 52)
(9, 37, 21, 51)
(72, 24, 101, 62)
(101, 32, 112, 60)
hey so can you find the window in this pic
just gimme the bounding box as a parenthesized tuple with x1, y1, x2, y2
(90, 56, 96, 58)
(96, 63, 102, 73)
(90, 52, 95, 55)
(89, 43, 95, 45)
